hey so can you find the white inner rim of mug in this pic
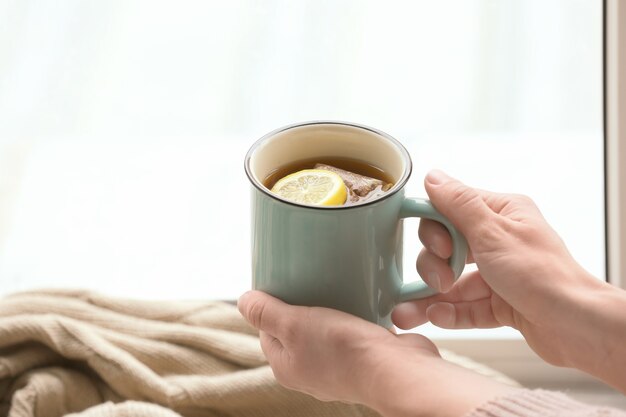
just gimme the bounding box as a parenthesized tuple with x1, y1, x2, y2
(247, 121, 411, 207)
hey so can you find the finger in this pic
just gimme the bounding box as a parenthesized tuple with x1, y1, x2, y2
(392, 270, 492, 329)
(392, 301, 429, 329)
(426, 298, 501, 329)
(419, 219, 453, 259)
(238, 290, 293, 338)
(419, 219, 476, 263)
(424, 170, 496, 244)
(419, 219, 476, 264)
(416, 248, 454, 293)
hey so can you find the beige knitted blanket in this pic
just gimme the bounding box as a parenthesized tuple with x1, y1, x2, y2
(0, 289, 380, 417)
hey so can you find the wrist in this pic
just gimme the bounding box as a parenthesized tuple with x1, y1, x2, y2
(363, 354, 519, 417)
(568, 277, 626, 391)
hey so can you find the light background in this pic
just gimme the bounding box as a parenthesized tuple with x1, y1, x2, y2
(0, 0, 603, 338)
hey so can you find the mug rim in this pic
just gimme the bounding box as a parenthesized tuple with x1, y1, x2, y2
(244, 120, 413, 210)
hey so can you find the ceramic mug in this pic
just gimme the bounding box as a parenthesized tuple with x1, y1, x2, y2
(244, 121, 467, 327)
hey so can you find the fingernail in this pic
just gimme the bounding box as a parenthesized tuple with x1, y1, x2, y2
(426, 170, 449, 185)
(427, 302, 456, 326)
(428, 271, 441, 292)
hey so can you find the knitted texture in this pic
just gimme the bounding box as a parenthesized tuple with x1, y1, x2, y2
(466, 389, 626, 417)
(0, 289, 378, 417)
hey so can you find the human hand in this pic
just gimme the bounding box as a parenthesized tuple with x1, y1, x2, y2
(239, 290, 517, 417)
(393, 170, 625, 383)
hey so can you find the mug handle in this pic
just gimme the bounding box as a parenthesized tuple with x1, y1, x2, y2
(396, 198, 468, 303)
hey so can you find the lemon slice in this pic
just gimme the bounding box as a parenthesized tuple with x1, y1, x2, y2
(271, 169, 347, 206)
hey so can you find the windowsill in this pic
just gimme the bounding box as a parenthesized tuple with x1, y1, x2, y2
(432, 338, 612, 389)
(400, 322, 522, 340)
(409, 327, 622, 397)
(397, 323, 523, 341)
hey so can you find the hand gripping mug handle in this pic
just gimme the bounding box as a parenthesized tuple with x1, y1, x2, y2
(396, 198, 468, 302)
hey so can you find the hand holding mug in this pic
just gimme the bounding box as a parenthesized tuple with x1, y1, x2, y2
(238, 290, 518, 417)
(394, 171, 626, 392)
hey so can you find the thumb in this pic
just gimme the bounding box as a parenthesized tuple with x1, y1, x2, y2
(238, 290, 293, 338)
(424, 170, 493, 242)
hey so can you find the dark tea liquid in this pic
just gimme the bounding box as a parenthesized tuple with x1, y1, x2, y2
(263, 157, 395, 206)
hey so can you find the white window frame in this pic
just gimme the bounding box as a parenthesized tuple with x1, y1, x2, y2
(606, 0, 626, 291)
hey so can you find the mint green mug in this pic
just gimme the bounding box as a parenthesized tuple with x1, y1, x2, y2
(244, 121, 467, 327)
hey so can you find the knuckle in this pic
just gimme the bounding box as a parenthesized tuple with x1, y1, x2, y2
(468, 218, 508, 252)
(418, 220, 448, 248)
(446, 182, 480, 209)
(416, 247, 429, 265)
(512, 193, 536, 206)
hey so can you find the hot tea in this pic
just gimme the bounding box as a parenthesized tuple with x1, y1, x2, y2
(264, 157, 394, 207)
